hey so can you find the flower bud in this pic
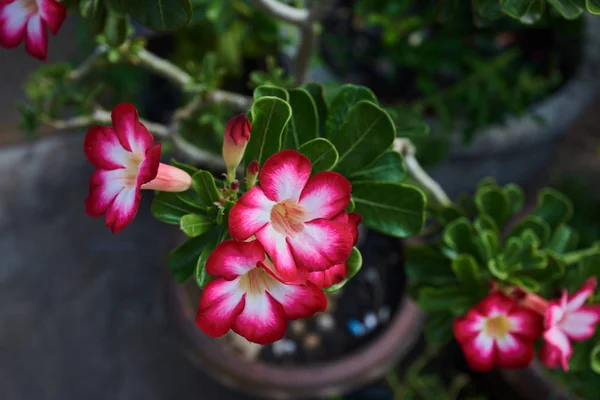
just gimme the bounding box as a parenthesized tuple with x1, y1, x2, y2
(141, 163, 192, 192)
(246, 160, 260, 188)
(223, 114, 252, 176)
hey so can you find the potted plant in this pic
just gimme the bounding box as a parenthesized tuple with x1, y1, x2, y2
(3, 0, 600, 399)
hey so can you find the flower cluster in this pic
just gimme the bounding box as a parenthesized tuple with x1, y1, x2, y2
(197, 144, 359, 343)
(0, 0, 66, 60)
(454, 277, 600, 372)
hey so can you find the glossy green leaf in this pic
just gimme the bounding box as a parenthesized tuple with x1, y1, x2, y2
(80, 0, 103, 19)
(104, 11, 128, 46)
(547, 224, 579, 254)
(105, 0, 127, 14)
(591, 342, 600, 373)
(452, 254, 479, 286)
(325, 248, 362, 292)
(533, 188, 573, 231)
(418, 286, 473, 315)
(352, 182, 426, 238)
(330, 101, 395, 176)
(244, 96, 291, 165)
(350, 151, 406, 183)
(505, 183, 524, 215)
(253, 85, 289, 102)
(285, 88, 318, 149)
(298, 138, 339, 174)
(180, 214, 214, 237)
(346, 197, 355, 213)
(508, 215, 551, 245)
(170, 158, 199, 176)
(169, 229, 218, 283)
(508, 276, 541, 292)
(302, 82, 328, 135)
(388, 107, 431, 137)
(126, 0, 193, 31)
(474, 214, 500, 237)
(175, 189, 204, 209)
(475, 186, 510, 229)
(478, 230, 500, 261)
(405, 245, 455, 282)
(425, 312, 455, 347)
(192, 170, 220, 208)
(587, 0, 600, 14)
(151, 192, 204, 225)
(325, 84, 377, 137)
(547, 0, 585, 18)
(503, 232, 547, 271)
(501, 0, 544, 23)
(475, 0, 503, 19)
(443, 218, 485, 263)
(195, 234, 221, 289)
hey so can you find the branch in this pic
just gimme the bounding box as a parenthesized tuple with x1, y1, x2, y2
(394, 138, 452, 208)
(249, 0, 309, 26)
(132, 48, 194, 88)
(68, 45, 109, 81)
(172, 133, 227, 171)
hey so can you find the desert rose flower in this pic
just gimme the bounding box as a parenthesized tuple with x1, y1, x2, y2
(454, 292, 542, 372)
(222, 114, 251, 180)
(0, 0, 66, 60)
(308, 212, 362, 289)
(540, 277, 600, 371)
(228, 150, 354, 283)
(84, 103, 191, 233)
(195, 240, 327, 344)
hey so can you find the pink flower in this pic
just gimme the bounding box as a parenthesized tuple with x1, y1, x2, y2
(84, 103, 191, 233)
(229, 150, 354, 283)
(308, 212, 362, 289)
(540, 277, 600, 371)
(454, 293, 542, 372)
(195, 240, 327, 344)
(0, 0, 66, 60)
(222, 114, 251, 173)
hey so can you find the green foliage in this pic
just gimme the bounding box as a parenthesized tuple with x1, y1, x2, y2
(244, 97, 292, 165)
(298, 138, 339, 174)
(285, 88, 319, 149)
(325, 248, 363, 292)
(350, 151, 406, 183)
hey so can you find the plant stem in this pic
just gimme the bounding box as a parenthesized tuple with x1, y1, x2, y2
(133, 48, 194, 88)
(394, 138, 452, 208)
(249, 0, 309, 26)
(68, 45, 109, 80)
(562, 246, 599, 265)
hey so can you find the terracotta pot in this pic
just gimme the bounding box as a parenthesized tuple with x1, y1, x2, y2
(165, 276, 424, 399)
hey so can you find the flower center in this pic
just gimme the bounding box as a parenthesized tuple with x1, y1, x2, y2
(122, 153, 144, 186)
(270, 200, 306, 237)
(21, 0, 38, 13)
(484, 315, 512, 338)
(238, 267, 277, 295)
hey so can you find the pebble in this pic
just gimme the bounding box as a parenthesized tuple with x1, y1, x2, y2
(363, 268, 379, 283)
(316, 313, 335, 331)
(378, 306, 391, 322)
(303, 333, 321, 350)
(290, 320, 306, 336)
(272, 339, 297, 357)
(347, 318, 366, 337)
(364, 312, 378, 331)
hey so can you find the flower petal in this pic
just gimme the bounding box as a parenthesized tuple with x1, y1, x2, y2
(232, 292, 287, 345)
(136, 143, 161, 186)
(259, 150, 311, 202)
(461, 332, 495, 372)
(195, 278, 246, 338)
(539, 341, 563, 369)
(205, 240, 266, 280)
(346, 213, 362, 245)
(543, 327, 572, 371)
(111, 103, 154, 154)
(25, 14, 47, 60)
(567, 276, 596, 312)
(39, 0, 66, 35)
(544, 302, 566, 330)
(104, 185, 140, 234)
(229, 186, 275, 241)
(84, 126, 130, 170)
(453, 309, 485, 343)
(560, 307, 600, 340)
(307, 263, 347, 289)
(85, 169, 129, 218)
(477, 292, 516, 318)
(256, 224, 297, 283)
(0, 1, 28, 48)
(287, 219, 353, 271)
(299, 171, 351, 220)
(267, 281, 327, 320)
(495, 333, 535, 369)
(508, 308, 543, 340)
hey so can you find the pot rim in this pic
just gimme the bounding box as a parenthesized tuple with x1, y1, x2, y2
(166, 277, 425, 399)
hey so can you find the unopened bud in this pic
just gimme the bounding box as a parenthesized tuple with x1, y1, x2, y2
(141, 163, 192, 192)
(246, 160, 260, 188)
(231, 180, 239, 191)
(223, 114, 251, 178)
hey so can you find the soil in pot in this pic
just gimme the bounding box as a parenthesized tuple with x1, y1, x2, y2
(258, 229, 406, 366)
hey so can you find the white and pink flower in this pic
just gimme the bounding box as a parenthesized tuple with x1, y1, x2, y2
(195, 240, 327, 344)
(229, 150, 354, 283)
(84, 103, 191, 233)
(454, 292, 542, 372)
(308, 212, 362, 289)
(0, 0, 66, 60)
(540, 277, 600, 371)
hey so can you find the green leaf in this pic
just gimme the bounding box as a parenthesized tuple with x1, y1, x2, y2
(533, 188, 573, 231)
(501, 0, 545, 23)
(302, 82, 328, 135)
(126, 0, 193, 31)
(80, 0, 103, 19)
(591, 342, 600, 374)
(180, 214, 214, 237)
(547, 224, 579, 254)
(405, 245, 455, 283)
(192, 170, 221, 208)
(508, 215, 551, 245)
(195, 233, 221, 289)
(346, 197, 355, 213)
(105, 0, 127, 14)
(418, 286, 474, 315)
(452, 254, 479, 286)
(330, 101, 396, 176)
(169, 229, 218, 283)
(474, 214, 500, 237)
(503, 232, 547, 271)
(425, 313, 455, 347)
(443, 218, 485, 263)
(350, 151, 406, 183)
(253, 85, 289, 102)
(104, 10, 128, 46)
(352, 182, 426, 238)
(587, 0, 600, 14)
(475, 186, 510, 229)
(325, 248, 362, 292)
(151, 192, 204, 225)
(298, 138, 339, 174)
(175, 189, 204, 209)
(547, 0, 585, 18)
(285, 88, 318, 149)
(245, 97, 292, 165)
(325, 84, 377, 137)
(508, 276, 541, 292)
(475, 0, 503, 19)
(505, 183, 524, 215)
(170, 158, 199, 176)
(388, 107, 431, 137)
